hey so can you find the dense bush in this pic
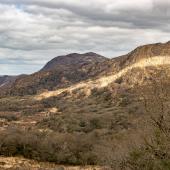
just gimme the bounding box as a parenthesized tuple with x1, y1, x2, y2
(121, 115, 170, 170)
(0, 128, 106, 165)
(0, 114, 18, 121)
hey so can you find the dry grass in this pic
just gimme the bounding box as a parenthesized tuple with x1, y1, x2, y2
(0, 156, 103, 170)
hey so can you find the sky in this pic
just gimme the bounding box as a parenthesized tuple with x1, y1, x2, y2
(0, 0, 170, 75)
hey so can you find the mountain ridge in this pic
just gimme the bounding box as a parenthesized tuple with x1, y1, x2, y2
(1, 41, 170, 96)
(41, 52, 107, 71)
(4, 52, 109, 95)
(0, 41, 170, 169)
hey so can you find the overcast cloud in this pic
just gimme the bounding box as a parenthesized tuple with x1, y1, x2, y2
(0, 0, 170, 75)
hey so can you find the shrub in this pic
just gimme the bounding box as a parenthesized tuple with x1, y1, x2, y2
(0, 114, 18, 122)
(0, 128, 102, 165)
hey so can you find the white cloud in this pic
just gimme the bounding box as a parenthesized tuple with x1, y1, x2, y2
(0, 0, 170, 75)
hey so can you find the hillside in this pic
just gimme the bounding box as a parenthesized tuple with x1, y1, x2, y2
(0, 75, 17, 88)
(6, 52, 110, 96)
(30, 42, 170, 101)
(0, 42, 170, 169)
(4, 42, 170, 96)
(41, 52, 107, 71)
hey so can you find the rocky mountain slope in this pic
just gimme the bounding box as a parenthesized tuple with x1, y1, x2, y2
(4, 41, 170, 96)
(0, 42, 170, 169)
(41, 52, 107, 71)
(15, 42, 170, 100)
(6, 52, 110, 96)
(0, 75, 18, 89)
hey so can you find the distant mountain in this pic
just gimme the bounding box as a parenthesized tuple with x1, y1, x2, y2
(41, 52, 107, 71)
(0, 75, 17, 88)
(6, 52, 109, 95)
(2, 41, 170, 96)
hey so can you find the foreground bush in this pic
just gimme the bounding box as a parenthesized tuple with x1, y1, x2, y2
(122, 113, 170, 170)
(0, 128, 106, 165)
